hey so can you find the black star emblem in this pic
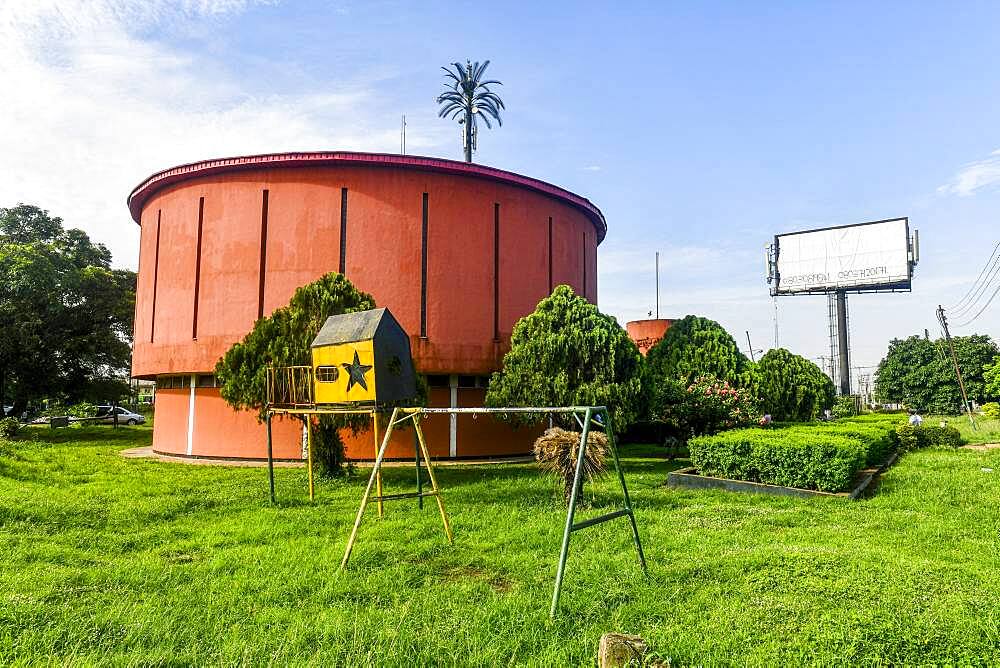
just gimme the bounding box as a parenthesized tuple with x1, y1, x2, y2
(341, 350, 373, 392)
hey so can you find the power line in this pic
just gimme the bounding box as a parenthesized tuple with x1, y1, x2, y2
(950, 243, 1000, 317)
(948, 241, 1000, 311)
(955, 281, 1000, 328)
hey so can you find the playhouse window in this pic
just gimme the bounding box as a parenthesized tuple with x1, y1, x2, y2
(316, 366, 340, 382)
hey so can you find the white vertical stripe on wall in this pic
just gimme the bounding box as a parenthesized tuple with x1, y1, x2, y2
(186, 374, 196, 455)
(449, 374, 458, 458)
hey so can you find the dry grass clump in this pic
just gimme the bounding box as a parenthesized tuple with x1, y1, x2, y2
(532, 427, 608, 504)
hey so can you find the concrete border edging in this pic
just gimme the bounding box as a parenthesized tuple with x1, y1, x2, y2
(667, 451, 899, 501)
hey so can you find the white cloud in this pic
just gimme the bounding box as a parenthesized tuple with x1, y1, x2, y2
(0, 1, 435, 270)
(937, 149, 1000, 197)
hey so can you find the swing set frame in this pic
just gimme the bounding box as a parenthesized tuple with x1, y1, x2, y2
(263, 404, 647, 617)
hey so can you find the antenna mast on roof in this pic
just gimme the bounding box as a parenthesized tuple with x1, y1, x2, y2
(401, 115, 407, 154)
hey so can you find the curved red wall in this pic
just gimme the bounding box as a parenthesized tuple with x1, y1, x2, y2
(130, 152, 604, 460)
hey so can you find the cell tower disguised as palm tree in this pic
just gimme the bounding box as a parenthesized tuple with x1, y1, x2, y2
(437, 60, 505, 163)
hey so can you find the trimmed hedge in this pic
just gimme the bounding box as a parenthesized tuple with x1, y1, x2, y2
(689, 428, 866, 492)
(894, 423, 963, 451)
(812, 423, 894, 466)
(688, 414, 963, 494)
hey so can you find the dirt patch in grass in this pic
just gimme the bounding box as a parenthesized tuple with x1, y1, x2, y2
(443, 565, 514, 593)
(962, 443, 1000, 451)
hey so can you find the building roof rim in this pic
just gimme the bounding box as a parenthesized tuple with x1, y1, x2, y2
(126, 151, 607, 242)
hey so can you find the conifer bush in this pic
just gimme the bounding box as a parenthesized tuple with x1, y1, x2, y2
(754, 348, 835, 421)
(486, 285, 642, 427)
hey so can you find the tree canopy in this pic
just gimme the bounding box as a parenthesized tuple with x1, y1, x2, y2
(642, 315, 752, 419)
(485, 285, 642, 427)
(0, 204, 135, 414)
(986, 359, 1000, 400)
(215, 272, 376, 417)
(875, 334, 999, 413)
(214, 273, 377, 474)
(755, 348, 835, 421)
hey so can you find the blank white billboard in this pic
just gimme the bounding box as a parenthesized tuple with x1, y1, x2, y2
(774, 218, 912, 294)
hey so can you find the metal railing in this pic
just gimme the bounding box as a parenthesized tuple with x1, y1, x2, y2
(266, 365, 313, 407)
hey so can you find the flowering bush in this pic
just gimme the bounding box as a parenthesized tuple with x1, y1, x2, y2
(652, 375, 760, 440)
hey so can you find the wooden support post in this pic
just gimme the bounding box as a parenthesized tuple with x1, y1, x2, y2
(374, 411, 384, 517)
(306, 417, 314, 502)
(414, 416, 453, 544)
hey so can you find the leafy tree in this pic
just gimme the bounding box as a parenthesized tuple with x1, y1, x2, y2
(215, 273, 376, 475)
(485, 285, 642, 428)
(437, 60, 505, 162)
(985, 360, 1000, 400)
(875, 334, 999, 414)
(642, 315, 752, 419)
(0, 204, 135, 416)
(755, 348, 835, 421)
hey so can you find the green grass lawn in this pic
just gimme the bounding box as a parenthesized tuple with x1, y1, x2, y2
(2, 426, 999, 665)
(927, 415, 1000, 445)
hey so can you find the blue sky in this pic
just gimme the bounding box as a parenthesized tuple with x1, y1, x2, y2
(2, 1, 999, 379)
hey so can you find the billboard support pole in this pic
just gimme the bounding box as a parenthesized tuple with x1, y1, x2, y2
(835, 290, 851, 395)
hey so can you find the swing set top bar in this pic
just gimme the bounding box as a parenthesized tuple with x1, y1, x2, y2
(266, 405, 611, 419)
(398, 406, 608, 414)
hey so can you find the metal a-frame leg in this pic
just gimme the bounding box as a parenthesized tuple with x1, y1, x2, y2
(414, 415, 453, 544)
(549, 407, 647, 618)
(341, 409, 452, 570)
(603, 408, 647, 574)
(551, 407, 592, 617)
(341, 408, 399, 569)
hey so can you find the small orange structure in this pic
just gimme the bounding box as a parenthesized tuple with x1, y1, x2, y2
(626, 318, 674, 356)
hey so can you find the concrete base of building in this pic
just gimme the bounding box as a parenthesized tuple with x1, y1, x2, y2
(121, 445, 533, 467)
(150, 385, 545, 461)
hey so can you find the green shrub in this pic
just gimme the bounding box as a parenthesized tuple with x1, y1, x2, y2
(843, 413, 906, 424)
(894, 423, 963, 451)
(775, 419, 897, 466)
(831, 396, 858, 419)
(689, 428, 867, 492)
(754, 349, 836, 421)
(819, 422, 895, 466)
(981, 402, 1000, 420)
(916, 425, 963, 449)
(0, 417, 19, 439)
(652, 375, 759, 441)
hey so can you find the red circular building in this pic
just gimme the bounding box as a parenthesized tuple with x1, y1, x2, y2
(128, 152, 605, 460)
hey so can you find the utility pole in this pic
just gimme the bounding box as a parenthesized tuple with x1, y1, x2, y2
(401, 115, 406, 154)
(655, 251, 660, 319)
(937, 305, 976, 428)
(745, 330, 756, 363)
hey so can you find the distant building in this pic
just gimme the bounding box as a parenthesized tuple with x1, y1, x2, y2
(626, 319, 673, 356)
(128, 152, 605, 460)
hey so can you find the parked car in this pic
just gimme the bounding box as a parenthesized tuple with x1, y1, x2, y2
(95, 406, 146, 426)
